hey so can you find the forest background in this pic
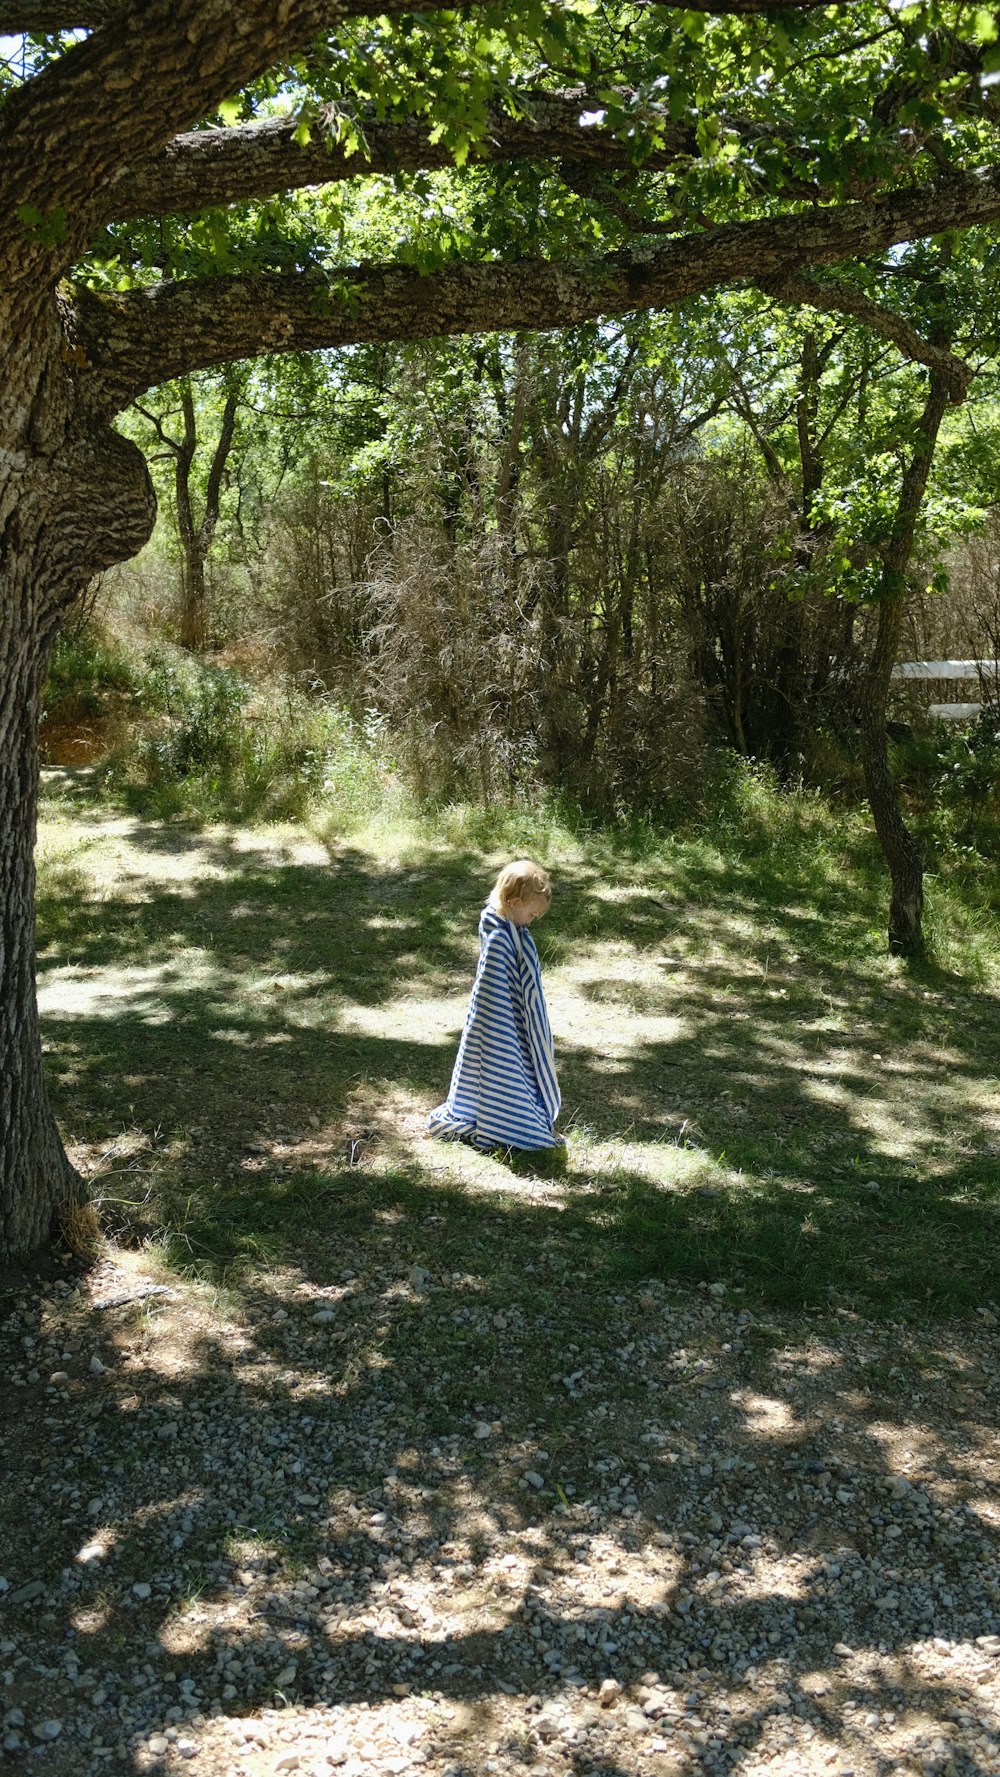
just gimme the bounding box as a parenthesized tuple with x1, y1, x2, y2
(53, 287, 1000, 912)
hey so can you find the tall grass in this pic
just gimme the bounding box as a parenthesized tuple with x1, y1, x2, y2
(42, 623, 402, 827)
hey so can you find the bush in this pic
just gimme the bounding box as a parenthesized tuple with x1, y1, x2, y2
(42, 625, 143, 724)
(871, 707, 1000, 877)
(102, 651, 394, 825)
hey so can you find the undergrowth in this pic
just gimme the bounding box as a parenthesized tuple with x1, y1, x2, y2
(42, 623, 403, 826)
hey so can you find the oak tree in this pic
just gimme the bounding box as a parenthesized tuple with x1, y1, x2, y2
(3, 0, 1000, 1253)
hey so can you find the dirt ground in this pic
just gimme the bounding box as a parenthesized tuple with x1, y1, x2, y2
(2, 1232, 998, 1777)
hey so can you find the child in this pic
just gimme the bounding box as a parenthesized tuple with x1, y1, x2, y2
(427, 858, 561, 1152)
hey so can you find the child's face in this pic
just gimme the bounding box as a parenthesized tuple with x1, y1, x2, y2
(509, 893, 550, 927)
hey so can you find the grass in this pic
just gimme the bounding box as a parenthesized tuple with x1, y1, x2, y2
(41, 622, 401, 825)
(35, 768, 1000, 1322)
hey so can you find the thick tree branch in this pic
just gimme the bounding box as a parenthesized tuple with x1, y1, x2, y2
(757, 270, 972, 399)
(0, 0, 471, 297)
(0, 0, 847, 25)
(105, 93, 694, 222)
(73, 163, 1000, 415)
(0, 2, 116, 21)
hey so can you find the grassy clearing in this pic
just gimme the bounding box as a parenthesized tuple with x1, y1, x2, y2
(36, 769, 1000, 1322)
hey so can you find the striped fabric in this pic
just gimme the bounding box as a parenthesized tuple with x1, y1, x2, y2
(428, 906, 561, 1152)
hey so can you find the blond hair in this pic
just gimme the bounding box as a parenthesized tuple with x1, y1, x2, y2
(488, 858, 552, 916)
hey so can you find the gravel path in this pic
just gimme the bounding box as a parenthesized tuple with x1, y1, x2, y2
(2, 1237, 999, 1777)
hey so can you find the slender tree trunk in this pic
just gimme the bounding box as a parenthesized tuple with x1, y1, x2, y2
(174, 384, 205, 650)
(858, 369, 953, 958)
(173, 376, 241, 650)
(859, 592, 926, 954)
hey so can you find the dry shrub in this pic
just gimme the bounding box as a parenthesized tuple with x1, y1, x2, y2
(59, 1192, 103, 1259)
(261, 476, 383, 696)
(657, 454, 863, 766)
(366, 523, 545, 801)
(908, 515, 1000, 674)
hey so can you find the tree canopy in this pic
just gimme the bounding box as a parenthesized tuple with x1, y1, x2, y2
(5, 1, 1000, 418)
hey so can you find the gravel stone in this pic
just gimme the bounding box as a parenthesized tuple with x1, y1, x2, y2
(3, 1251, 999, 1777)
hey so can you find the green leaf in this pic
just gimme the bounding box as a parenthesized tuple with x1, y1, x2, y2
(218, 96, 241, 128)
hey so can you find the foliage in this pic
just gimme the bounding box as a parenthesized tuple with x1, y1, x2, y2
(39, 624, 395, 826)
(107, 668, 394, 826)
(890, 707, 1000, 862)
(42, 623, 145, 726)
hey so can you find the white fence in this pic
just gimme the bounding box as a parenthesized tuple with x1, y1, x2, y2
(891, 660, 1000, 720)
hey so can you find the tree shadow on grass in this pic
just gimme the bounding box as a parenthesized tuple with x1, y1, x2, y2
(14, 797, 1000, 1770)
(33, 817, 1000, 1313)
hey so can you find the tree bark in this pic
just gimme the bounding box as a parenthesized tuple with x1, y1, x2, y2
(74, 165, 990, 417)
(858, 369, 953, 958)
(173, 382, 204, 650)
(0, 617, 80, 1255)
(0, 332, 155, 1257)
(859, 594, 926, 958)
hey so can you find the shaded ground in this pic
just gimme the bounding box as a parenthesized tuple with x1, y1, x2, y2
(2, 1244, 999, 1777)
(2, 783, 999, 1775)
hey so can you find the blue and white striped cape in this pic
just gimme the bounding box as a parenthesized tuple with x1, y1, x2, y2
(428, 905, 561, 1151)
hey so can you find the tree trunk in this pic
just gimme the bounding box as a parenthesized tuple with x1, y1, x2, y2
(0, 611, 81, 1254)
(859, 595, 925, 956)
(173, 376, 242, 650)
(0, 382, 156, 1256)
(175, 383, 205, 650)
(858, 369, 953, 958)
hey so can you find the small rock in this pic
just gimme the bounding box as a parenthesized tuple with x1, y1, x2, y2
(33, 1721, 63, 1741)
(598, 1678, 621, 1707)
(10, 1580, 44, 1604)
(132, 1581, 152, 1599)
(274, 1757, 301, 1773)
(312, 1310, 335, 1325)
(524, 1470, 545, 1490)
(535, 1715, 561, 1742)
(89, 1355, 106, 1375)
(149, 1736, 169, 1754)
(474, 1422, 492, 1440)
